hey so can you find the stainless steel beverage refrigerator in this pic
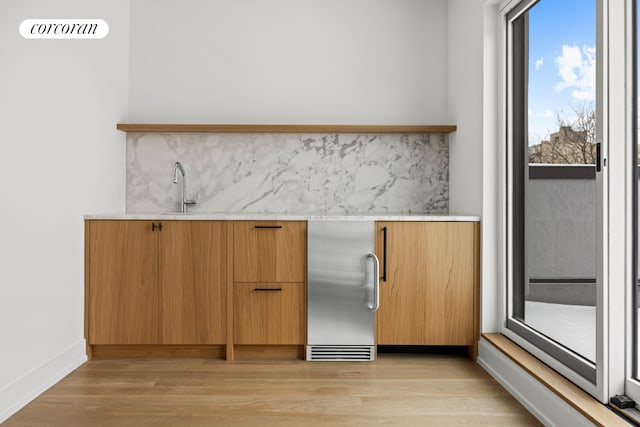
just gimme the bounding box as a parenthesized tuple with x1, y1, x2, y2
(306, 220, 379, 361)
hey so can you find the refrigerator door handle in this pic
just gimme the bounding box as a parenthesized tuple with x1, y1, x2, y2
(367, 253, 380, 311)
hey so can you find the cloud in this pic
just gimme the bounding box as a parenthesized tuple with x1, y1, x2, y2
(571, 90, 593, 101)
(528, 109, 554, 118)
(535, 57, 544, 70)
(555, 44, 595, 101)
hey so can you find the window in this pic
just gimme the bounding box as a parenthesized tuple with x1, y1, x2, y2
(505, 0, 602, 394)
(501, 0, 640, 410)
(633, 0, 640, 390)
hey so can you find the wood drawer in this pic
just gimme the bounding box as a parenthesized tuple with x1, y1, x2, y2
(233, 283, 305, 345)
(233, 221, 306, 283)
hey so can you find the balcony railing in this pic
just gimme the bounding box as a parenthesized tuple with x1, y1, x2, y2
(529, 164, 595, 179)
(526, 164, 597, 307)
(526, 278, 596, 306)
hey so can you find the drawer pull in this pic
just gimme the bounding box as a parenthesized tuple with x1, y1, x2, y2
(254, 288, 283, 292)
(254, 225, 283, 229)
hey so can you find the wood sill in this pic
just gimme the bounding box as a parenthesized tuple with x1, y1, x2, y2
(115, 123, 457, 134)
(482, 333, 628, 427)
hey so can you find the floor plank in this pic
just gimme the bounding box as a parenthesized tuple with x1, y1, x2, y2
(5, 353, 541, 426)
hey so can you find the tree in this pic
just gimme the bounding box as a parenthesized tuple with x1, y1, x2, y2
(528, 102, 596, 164)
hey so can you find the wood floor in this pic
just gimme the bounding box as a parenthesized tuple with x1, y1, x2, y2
(5, 353, 541, 426)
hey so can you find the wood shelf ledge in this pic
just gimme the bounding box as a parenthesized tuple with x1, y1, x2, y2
(116, 123, 457, 134)
(482, 333, 628, 427)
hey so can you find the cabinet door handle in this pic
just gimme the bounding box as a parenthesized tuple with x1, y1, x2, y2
(382, 226, 388, 282)
(151, 222, 156, 231)
(255, 225, 282, 229)
(254, 288, 283, 291)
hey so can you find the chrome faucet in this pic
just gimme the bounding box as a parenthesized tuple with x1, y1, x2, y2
(172, 161, 197, 213)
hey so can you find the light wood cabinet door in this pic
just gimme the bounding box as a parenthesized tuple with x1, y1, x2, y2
(159, 221, 226, 344)
(234, 283, 305, 344)
(233, 221, 306, 283)
(88, 221, 159, 344)
(376, 222, 477, 345)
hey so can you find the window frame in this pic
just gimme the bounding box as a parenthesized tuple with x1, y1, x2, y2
(500, 0, 610, 401)
(624, 0, 640, 403)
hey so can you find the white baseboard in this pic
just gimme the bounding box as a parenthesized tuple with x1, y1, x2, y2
(477, 337, 596, 427)
(0, 339, 87, 423)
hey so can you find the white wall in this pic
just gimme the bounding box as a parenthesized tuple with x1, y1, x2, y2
(0, 1, 128, 421)
(447, 0, 493, 333)
(481, 0, 502, 333)
(0, 0, 515, 421)
(128, 0, 448, 124)
(447, 0, 484, 216)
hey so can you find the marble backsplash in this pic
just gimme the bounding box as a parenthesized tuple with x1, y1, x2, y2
(126, 132, 449, 214)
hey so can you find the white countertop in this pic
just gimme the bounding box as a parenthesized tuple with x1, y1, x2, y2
(84, 212, 480, 221)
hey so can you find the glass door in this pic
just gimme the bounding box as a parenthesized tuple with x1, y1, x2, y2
(505, 0, 605, 396)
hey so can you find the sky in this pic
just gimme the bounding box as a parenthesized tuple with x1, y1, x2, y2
(527, 0, 596, 145)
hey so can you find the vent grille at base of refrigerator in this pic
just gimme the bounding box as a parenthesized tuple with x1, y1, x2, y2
(306, 345, 375, 361)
